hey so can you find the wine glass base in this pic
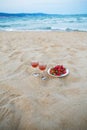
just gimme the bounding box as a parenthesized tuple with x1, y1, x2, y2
(32, 73, 39, 77)
(41, 76, 47, 80)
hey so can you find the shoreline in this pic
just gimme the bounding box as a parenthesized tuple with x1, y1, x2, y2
(0, 29, 87, 32)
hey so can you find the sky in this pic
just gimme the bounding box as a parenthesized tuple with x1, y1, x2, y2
(0, 0, 87, 14)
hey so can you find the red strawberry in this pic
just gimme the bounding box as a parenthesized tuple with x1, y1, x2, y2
(63, 70, 66, 74)
(50, 65, 66, 76)
(50, 68, 56, 75)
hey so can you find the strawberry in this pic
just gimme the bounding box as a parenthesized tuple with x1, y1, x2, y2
(63, 70, 66, 74)
(50, 65, 66, 76)
(50, 68, 56, 75)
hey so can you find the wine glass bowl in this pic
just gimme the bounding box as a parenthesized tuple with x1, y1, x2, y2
(31, 61, 39, 68)
(39, 63, 47, 80)
(39, 64, 46, 71)
(31, 61, 39, 77)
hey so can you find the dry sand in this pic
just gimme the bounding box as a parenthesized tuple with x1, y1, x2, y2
(0, 31, 87, 130)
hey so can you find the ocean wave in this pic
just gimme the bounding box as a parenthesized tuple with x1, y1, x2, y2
(1, 27, 87, 32)
(0, 25, 11, 28)
(0, 13, 87, 32)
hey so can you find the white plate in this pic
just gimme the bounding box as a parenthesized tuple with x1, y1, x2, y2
(47, 67, 69, 78)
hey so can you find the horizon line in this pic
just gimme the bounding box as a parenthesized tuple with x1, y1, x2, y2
(0, 12, 87, 15)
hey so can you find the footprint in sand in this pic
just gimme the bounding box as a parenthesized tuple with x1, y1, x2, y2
(9, 51, 22, 59)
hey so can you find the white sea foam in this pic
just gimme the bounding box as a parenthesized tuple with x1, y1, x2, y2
(0, 13, 87, 31)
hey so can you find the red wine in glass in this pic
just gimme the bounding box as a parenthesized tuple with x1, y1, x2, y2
(31, 61, 39, 77)
(39, 64, 47, 80)
(31, 62, 39, 68)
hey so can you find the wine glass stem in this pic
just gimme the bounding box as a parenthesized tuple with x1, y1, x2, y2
(32, 69, 39, 77)
(41, 71, 47, 80)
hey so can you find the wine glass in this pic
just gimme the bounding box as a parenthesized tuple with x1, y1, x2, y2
(31, 61, 39, 77)
(39, 63, 47, 80)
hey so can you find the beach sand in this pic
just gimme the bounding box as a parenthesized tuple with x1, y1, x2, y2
(0, 31, 87, 130)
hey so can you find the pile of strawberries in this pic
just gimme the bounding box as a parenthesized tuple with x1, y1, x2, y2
(50, 65, 66, 76)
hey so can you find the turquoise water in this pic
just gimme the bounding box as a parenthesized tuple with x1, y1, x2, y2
(0, 13, 87, 31)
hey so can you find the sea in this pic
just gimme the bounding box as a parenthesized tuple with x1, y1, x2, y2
(0, 13, 87, 31)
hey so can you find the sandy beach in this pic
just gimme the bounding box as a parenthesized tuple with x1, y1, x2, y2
(0, 31, 87, 130)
